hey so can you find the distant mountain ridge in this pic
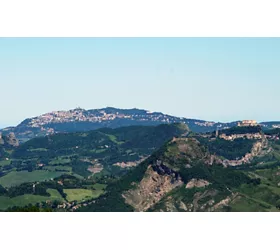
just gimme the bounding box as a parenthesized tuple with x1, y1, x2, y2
(1, 107, 279, 143)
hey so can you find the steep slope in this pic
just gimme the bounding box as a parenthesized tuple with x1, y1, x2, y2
(78, 136, 255, 212)
(0, 132, 19, 160)
(196, 126, 280, 169)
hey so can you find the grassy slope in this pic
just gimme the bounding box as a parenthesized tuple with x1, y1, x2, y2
(64, 188, 105, 202)
(0, 170, 66, 188)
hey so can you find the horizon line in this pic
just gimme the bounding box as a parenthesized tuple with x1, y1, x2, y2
(1, 106, 280, 129)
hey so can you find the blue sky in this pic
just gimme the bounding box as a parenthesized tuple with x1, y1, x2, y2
(0, 38, 280, 127)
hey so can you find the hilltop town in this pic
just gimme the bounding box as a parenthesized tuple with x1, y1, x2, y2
(25, 108, 179, 128)
(1, 108, 280, 144)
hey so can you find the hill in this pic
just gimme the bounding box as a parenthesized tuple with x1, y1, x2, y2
(1, 107, 241, 143)
(0, 123, 192, 211)
(2, 123, 280, 212)
(78, 127, 280, 212)
(9, 123, 189, 177)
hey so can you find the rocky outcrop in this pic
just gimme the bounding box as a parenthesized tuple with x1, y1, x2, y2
(6, 132, 19, 147)
(122, 165, 183, 212)
(113, 157, 148, 168)
(223, 135, 270, 167)
(219, 133, 262, 141)
(186, 179, 210, 189)
(0, 132, 4, 145)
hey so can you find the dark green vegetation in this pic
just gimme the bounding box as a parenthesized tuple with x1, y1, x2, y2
(197, 137, 256, 160)
(0, 123, 189, 211)
(79, 126, 280, 212)
(0, 133, 16, 160)
(218, 125, 262, 135)
(11, 123, 189, 177)
(2, 121, 280, 212)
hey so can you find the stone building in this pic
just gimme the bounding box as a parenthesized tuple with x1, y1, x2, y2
(237, 120, 258, 127)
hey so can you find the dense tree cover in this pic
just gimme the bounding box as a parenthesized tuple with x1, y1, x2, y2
(197, 137, 255, 160)
(0, 147, 7, 160)
(276, 200, 280, 210)
(0, 135, 14, 160)
(7, 183, 45, 197)
(0, 184, 7, 195)
(6, 205, 52, 212)
(13, 123, 187, 158)
(10, 124, 188, 178)
(264, 128, 280, 136)
(218, 126, 262, 136)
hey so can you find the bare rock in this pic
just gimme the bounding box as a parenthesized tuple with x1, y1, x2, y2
(0, 132, 4, 145)
(6, 132, 19, 147)
(186, 179, 210, 189)
(123, 165, 183, 212)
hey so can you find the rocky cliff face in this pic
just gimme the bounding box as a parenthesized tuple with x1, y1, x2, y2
(0, 132, 4, 145)
(121, 137, 225, 212)
(78, 131, 272, 212)
(0, 132, 19, 147)
(6, 132, 19, 147)
(222, 134, 271, 167)
(122, 165, 184, 212)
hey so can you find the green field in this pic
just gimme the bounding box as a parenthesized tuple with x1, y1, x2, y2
(46, 188, 65, 202)
(229, 196, 270, 212)
(107, 134, 124, 145)
(0, 159, 12, 167)
(254, 168, 280, 185)
(91, 149, 107, 154)
(64, 188, 105, 202)
(0, 170, 66, 188)
(0, 188, 64, 211)
(92, 183, 107, 190)
(28, 148, 48, 152)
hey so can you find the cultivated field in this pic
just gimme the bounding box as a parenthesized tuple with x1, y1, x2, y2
(64, 188, 105, 202)
(0, 170, 66, 188)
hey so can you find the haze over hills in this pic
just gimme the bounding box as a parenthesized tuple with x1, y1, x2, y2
(1, 107, 280, 143)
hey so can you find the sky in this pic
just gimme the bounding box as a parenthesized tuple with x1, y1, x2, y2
(0, 37, 280, 128)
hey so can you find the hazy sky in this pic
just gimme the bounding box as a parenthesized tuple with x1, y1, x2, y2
(0, 38, 280, 128)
